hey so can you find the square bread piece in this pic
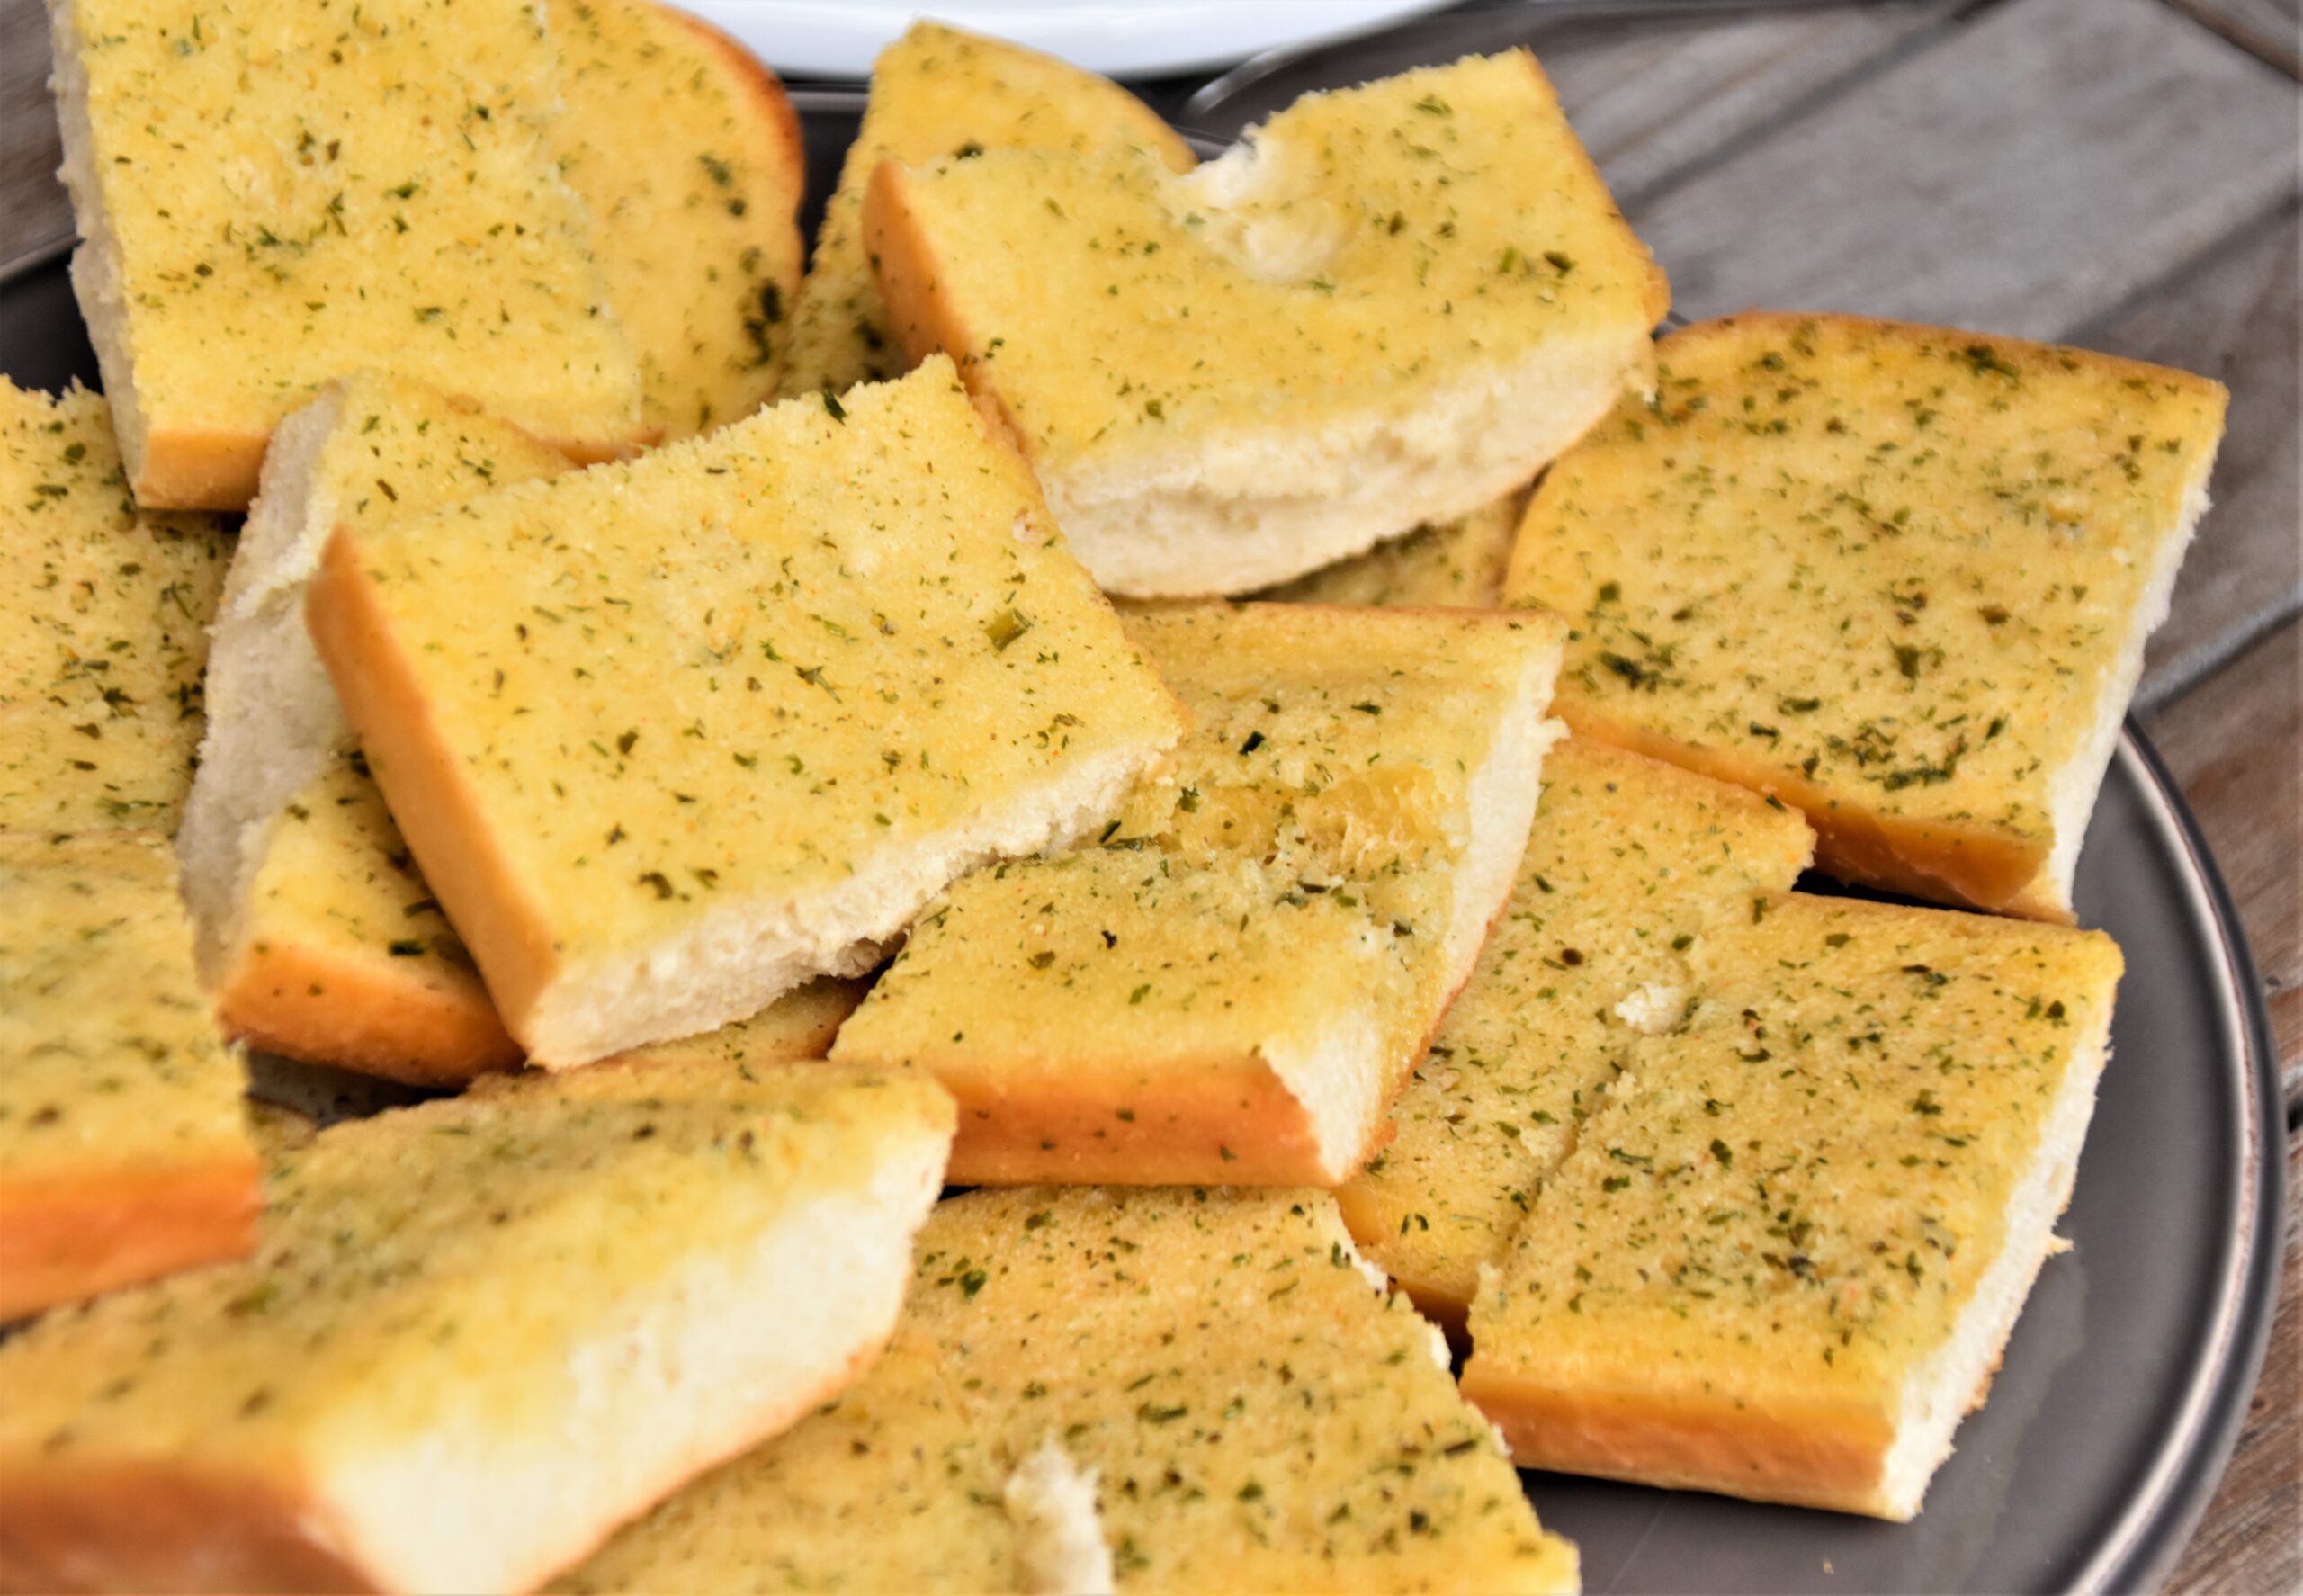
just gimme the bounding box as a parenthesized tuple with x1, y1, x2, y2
(0, 1057, 954, 1593)
(1259, 487, 1529, 609)
(865, 50, 1666, 598)
(831, 604, 1565, 1186)
(0, 831, 256, 1322)
(1461, 892, 2124, 1519)
(1337, 738, 1814, 1323)
(552, 0, 805, 437)
(777, 19, 1192, 400)
(1, 381, 228, 833)
(559, 1187, 1579, 1596)
(1503, 312, 2226, 920)
(307, 355, 1186, 1067)
(47, 0, 647, 509)
(177, 374, 571, 1082)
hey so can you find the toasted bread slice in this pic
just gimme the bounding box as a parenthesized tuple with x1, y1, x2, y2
(0, 832, 255, 1321)
(1462, 893, 2123, 1519)
(776, 20, 1191, 401)
(1260, 487, 1529, 607)
(561, 1188, 1578, 1596)
(1504, 313, 2226, 919)
(1, 381, 229, 833)
(553, 0, 805, 437)
(865, 51, 1666, 596)
(307, 356, 1186, 1067)
(831, 604, 1565, 1186)
(176, 375, 570, 1082)
(1338, 739, 1814, 1323)
(47, 0, 647, 509)
(0, 1057, 954, 1592)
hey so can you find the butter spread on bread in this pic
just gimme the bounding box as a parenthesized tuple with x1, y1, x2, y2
(1339, 738, 1814, 1321)
(865, 51, 1666, 596)
(832, 603, 1564, 1186)
(46, 0, 647, 508)
(1261, 488, 1529, 609)
(0, 1057, 954, 1593)
(553, 0, 805, 437)
(1505, 312, 2225, 919)
(0, 831, 255, 1320)
(1, 381, 227, 833)
(1463, 893, 2122, 1519)
(777, 19, 1191, 400)
(562, 1187, 1578, 1594)
(306, 356, 1187, 1066)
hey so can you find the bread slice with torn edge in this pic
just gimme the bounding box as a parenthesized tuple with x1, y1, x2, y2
(46, 0, 647, 509)
(1461, 892, 2123, 1519)
(1, 380, 229, 834)
(1338, 738, 1814, 1324)
(865, 50, 1666, 597)
(307, 356, 1186, 1067)
(559, 1187, 1579, 1596)
(1259, 487, 1529, 608)
(0, 1057, 954, 1593)
(553, 0, 805, 437)
(0, 831, 256, 1322)
(776, 19, 1192, 401)
(831, 604, 1565, 1186)
(1504, 312, 2225, 920)
(177, 374, 571, 1082)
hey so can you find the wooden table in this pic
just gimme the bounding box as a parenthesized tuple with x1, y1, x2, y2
(3, 0, 2296, 1585)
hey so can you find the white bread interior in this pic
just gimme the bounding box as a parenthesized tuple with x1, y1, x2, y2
(2015, 454, 2218, 919)
(175, 389, 354, 979)
(1003, 1437, 1114, 1596)
(524, 740, 1157, 1065)
(1875, 1004, 2113, 1517)
(1044, 329, 1645, 599)
(334, 1171, 940, 1592)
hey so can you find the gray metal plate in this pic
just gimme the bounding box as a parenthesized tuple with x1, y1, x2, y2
(0, 73, 2278, 1591)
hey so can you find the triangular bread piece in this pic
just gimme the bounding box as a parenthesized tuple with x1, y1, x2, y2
(777, 19, 1191, 400)
(553, 0, 805, 437)
(306, 357, 1186, 1066)
(1, 381, 228, 833)
(0, 1057, 954, 1592)
(865, 51, 1666, 596)
(831, 604, 1564, 1185)
(0, 831, 255, 1320)
(47, 0, 647, 507)
(1338, 738, 1814, 1322)
(1504, 312, 2225, 919)
(561, 1187, 1578, 1595)
(1462, 892, 2122, 1519)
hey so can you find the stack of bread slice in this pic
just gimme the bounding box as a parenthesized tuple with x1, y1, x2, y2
(3, 2, 2239, 1586)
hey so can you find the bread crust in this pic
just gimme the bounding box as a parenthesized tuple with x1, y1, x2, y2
(212, 939, 523, 1088)
(929, 1053, 1339, 1186)
(0, 1158, 260, 1322)
(656, 4, 806, 227)
(305, 530, 565, 1047)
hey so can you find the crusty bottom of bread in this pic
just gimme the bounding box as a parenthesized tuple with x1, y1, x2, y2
(1463, 1016, 2111, 1519)
(212, 939, 524, 1089)
(0, 1158, 260, 1322)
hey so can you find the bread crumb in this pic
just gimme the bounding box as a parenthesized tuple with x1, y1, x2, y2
(1005, 1436, 1114, 1596)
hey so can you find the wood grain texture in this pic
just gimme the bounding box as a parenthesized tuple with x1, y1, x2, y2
(2143, 619, 2303, 1108)
(2088, 205, 2303, 706)
(0, 0, 67, 282)
(2166, 1125, 2301, 1594)
(2165, 0, 2303, 76)
(1629, 0, 2302, 339)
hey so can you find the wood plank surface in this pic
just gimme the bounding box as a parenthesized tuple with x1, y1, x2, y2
(1629, 0, 2302, 339)
(0, 0, 67, 282)
(2085, 205, 2303, 706)
(2166, 1124, 2301, 1594)
(2143, 619, 2303, 1107)
(2164, 0, 2303, 76)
